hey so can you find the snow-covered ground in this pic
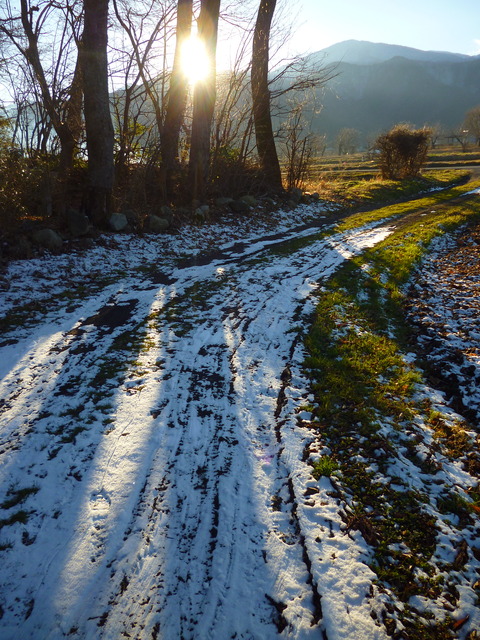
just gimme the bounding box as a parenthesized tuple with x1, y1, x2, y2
(0, 199, 478, 639)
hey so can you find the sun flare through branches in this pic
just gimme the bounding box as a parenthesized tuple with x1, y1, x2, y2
(181, 35, 210, 86)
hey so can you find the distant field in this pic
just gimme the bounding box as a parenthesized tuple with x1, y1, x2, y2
(285, 145, 480, 203)
(302, 145, 480, 178)
(426, 146, 480, 167)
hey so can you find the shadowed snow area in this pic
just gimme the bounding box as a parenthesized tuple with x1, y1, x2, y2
(0, 204, 396, 640)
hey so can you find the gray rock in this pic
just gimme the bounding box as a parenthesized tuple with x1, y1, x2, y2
(289, 187, 303, 204)
(240, 194, 257, 208)
(67, 209, 89, 237)
(122, 209, 141, 230)
(263, 197, 277, 207)
(194, 205, 209, 223)
(159, 205, 174, 222)
(145, 215, 169, 233)
(123, 209, 138, 222)
(109, 213, 129, 232)
(215, 197, 234, 207)
(311, 192, 320, 201)
(32, 229, 63, 252)
(230, 199, 250, 213)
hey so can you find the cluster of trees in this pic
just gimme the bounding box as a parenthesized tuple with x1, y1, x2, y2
(0, 0, 331, 227)
(417, 110, 480, 153)
(333, 105, 480, 159)
(4, 1, 476, 232)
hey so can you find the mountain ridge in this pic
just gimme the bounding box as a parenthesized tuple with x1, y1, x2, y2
(305, 39, 478, 67)
(291, 40, 480, 144)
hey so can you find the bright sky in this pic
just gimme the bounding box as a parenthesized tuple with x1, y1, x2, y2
(287, 0, 480, 58)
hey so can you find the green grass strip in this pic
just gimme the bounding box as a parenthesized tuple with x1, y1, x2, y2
(304, 193, 480, 638)
(335, 178, 480, 234)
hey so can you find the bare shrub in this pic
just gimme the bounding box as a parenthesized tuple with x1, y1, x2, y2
(376, 124, 431, 180)
(280, 101, 318, 191)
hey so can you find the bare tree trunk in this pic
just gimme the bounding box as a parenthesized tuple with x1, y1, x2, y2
(81, 0, 114, 226)
(251, 0, 282, 193)
(161, 0, 193, 200)
(52, 54, 84, 219)
(189, 0, 221, 202)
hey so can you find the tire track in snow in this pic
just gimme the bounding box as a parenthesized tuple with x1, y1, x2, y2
(0, 222, 394, 639)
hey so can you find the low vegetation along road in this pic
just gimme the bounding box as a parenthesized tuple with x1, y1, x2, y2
(0, 182, 480, 639)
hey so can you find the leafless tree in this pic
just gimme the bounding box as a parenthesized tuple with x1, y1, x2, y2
(279, 95, 320, 190)
(112, 0, 175, 151)
(211, 29, 253, 170)
(81, 0, 114, 225)
(424, 122, 443, 149)
(161, 0, 193, 199)
(0, 0, 83, 206)
(336, 127, 360, 156)
(251, 0, 282, 192)
(189, 0, 221, 201)
(446, 126, 470, 152)
(110, 0, 174, 193)
(464, 106, 480, 146)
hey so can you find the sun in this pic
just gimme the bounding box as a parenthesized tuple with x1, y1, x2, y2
(181, 35, 210, 86)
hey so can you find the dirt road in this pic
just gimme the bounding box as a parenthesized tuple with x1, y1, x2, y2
(0, 219, 394, 640)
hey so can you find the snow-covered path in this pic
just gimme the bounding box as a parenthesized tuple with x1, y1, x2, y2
(0, 218, 394, 639)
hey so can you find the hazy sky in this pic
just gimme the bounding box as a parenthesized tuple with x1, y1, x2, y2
(287, 0, 480, 57)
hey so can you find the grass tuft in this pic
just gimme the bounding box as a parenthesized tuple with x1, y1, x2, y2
(0, 486, 39, 510)
(0, 510, 30, 529)
(312, 456, 339, 479)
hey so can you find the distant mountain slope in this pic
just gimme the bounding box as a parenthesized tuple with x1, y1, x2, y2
(292, 40, 480, 144)
(306, 39, 475, 66)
